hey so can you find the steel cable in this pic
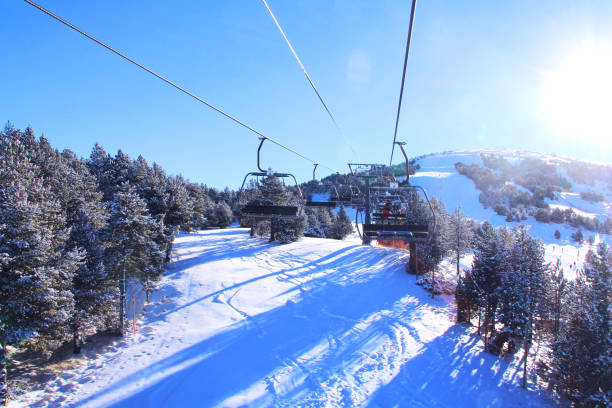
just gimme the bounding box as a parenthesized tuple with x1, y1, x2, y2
(389, 0, 418, 167)
(260, 0, 360, 159)
(23, 0, 336, 172)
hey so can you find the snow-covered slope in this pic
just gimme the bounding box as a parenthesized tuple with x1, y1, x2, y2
(410, 150, 612, 278)
(412, 150, 611, 226)
(16, 229, 553, 407)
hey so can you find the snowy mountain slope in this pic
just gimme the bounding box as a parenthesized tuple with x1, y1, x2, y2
(15, 229, 553, 407)
(409, 150, 612, 279)
(412, 150, 611, 225)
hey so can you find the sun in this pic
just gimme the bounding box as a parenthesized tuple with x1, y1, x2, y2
(538, 42, 612, 150)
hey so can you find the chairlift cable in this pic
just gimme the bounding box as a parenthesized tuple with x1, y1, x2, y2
(23, 0, 336, 172)
(260, 0, 337, 128)
(389, 0, 418, 167)
(260, 0, 361, 159)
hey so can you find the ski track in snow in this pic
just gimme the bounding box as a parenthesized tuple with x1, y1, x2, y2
(16, 229, 554, 408)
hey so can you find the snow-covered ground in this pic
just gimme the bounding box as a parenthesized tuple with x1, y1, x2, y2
(16, 229, 553, 407)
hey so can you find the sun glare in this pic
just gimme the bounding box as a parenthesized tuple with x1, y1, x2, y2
(538, 42, 612, 149)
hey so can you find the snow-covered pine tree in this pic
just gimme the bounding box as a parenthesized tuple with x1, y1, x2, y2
(112, 150, 133, 190)
(25, 134, 117, 353)
(61, 151, 116, 351)
(470, 221, 507, 350)
(550, 243, 611, 406)
(212, 201, 233, 228)
(304, 207, 325, 238)
(0, 125, 78, 360)
(571, 228, 584, 243)
(129, 160, 177, 262)
(317, 207, 335, 238)
(170, 176, 193, 225)
(448, 206, 474, 276)
(219, 187, 237, 209)
(129, 155, 152, 193)
(330, 205, 353, 240)
(544, 259, 566, 337)
(184, 183, 213, 231)
(275, 213, 307, 244)
(498, 226, 547, 387)
(142, 217, 168, 303)
(455, 275, 471, 323)
(88, 143, 116, 202)
(259, 175, 291, 204)
(143, 162, 170, 218)
(104, 182, 158, 335)
(417, 198, 450, 297)
(403, 192, 449, 278)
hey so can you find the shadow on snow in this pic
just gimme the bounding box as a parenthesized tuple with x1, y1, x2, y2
(72, 233, 423, 406)
(366, 324, 553, 408)
(60, 229, 551, 407)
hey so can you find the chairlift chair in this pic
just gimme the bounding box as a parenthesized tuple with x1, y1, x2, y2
(351, 143, 435, 244)
(305, 164, 339, 208)
(238, 137, 303, 220)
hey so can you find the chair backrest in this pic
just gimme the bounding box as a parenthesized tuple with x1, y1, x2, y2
(242, 204, 298, 216)
(305, 201, 337, 208)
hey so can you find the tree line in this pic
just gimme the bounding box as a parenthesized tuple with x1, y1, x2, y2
(456, 156, 612, 236)
(0, 124, 235, 404)
(456, 221, 611, 407)
(403, 199, 610, 406)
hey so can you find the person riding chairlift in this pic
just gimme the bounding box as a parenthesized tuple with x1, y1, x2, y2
(382, 202, 391, 222)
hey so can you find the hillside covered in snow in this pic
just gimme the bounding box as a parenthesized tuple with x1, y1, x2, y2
(404, 150, 612, 278)
(409, 150, 611, 243)
(14, 229, 555, 407)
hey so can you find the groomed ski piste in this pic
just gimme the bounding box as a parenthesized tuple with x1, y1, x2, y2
(17, 228, 554, 407)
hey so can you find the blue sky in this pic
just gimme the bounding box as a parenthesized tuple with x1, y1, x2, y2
(2, 0, 611, 188)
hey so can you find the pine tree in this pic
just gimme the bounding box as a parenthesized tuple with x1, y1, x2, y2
(572, 229, 584, 243)
(550, 243, 611, 406)
(304, 207, 325, 238)
(456, 275, 474, 323)
(330, 205, 353, 240)
(0, 126, 79, 350)
(31, 135, 117, 353)
(545, 260, 566, 337)
(498, 227, 548, 387)
(551, 243, 612, 407)
(317, 207, 335, 238)
(185, 183, 213, 231)
(416, 198, 450, 297)
(0, 128, 80, 403)
(128, 159, 177, 262)
(88, 143, 116, 202)
(259, 176, 291, 205)
(470, 222, 507, 350)
(112, 150, 133, 189)
(165, 176, 193, 230)
(104, 182, 157, 335)
(58, 150, 116, 351)
(212, 202, 233, 228)
(448, 206, 474, 276)
(144, 216, 168, 302)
